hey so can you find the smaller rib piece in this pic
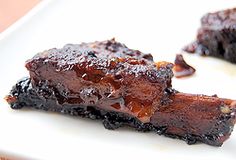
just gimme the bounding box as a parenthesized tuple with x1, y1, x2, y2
(184, 8, 236, 63)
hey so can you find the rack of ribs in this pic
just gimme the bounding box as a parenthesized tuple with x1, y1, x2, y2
(5, 39, 236, 146)
(184, 8, 236, 63)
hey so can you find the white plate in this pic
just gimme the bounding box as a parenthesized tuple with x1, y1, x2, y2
(1, 0, 236, 159)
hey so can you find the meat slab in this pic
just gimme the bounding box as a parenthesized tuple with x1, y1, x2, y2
(5, 39, 236, 146)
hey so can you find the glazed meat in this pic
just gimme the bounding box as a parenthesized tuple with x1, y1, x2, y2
(5, 39, 236, 146)
(24, 39, 173, 123)
(184, 8, 236, 63)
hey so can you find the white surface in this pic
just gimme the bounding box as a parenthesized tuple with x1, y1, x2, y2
(1, 0, 236, 159)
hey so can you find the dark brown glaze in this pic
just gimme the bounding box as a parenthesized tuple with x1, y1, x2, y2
(24, 39, 173, 123)
(173, 54, 196, 78)
(184, 8, 236, 63)
(5, 39, 236, 146)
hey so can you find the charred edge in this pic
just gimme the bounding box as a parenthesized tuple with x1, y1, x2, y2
(6, 77, 224, 146)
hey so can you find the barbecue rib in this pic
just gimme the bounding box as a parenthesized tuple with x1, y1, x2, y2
(184, 8, 236, 63)
(5, 39, 236, 146)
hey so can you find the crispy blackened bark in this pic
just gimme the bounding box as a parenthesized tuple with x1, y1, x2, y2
(184, 8, 236, 63)
(5, 39, 236, 146)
